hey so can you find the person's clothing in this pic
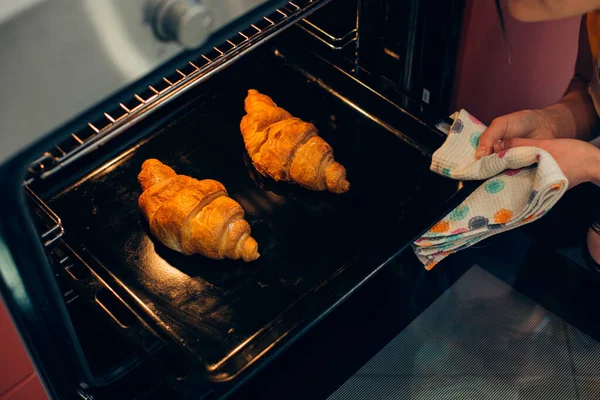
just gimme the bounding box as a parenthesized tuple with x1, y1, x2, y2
(578, 13, 600, 268)
(587, 11, 600, 60)
(587, 11, 600, 116)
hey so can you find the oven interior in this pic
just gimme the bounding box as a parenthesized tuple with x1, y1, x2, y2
(9, 0, 469, 398)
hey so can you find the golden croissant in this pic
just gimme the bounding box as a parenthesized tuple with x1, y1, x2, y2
(240, 89, 350, 193)
(138, 159, 259, 262)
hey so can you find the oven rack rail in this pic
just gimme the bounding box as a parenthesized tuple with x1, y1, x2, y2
(25, 0, 334, 185)
(298, 19, 358, 50)
(26, 186, 64, 247)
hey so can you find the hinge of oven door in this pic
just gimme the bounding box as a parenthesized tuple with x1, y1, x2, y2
(77, 388, 94, 400)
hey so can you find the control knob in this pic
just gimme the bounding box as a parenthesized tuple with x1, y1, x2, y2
(149, 0, 214, 49)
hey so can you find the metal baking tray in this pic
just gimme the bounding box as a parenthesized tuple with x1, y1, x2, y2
(46, 45, 465, 382)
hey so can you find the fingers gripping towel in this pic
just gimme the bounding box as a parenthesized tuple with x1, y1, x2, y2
(413, 109, 568, 270)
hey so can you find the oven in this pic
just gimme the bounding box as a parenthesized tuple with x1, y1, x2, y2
(0, 0, 469, 399)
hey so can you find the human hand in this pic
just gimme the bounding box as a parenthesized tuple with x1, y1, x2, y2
(476, 109, 562, 159)
(502, 137, 600, 188)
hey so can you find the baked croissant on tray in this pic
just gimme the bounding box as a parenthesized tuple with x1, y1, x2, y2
(138, 159, 259, 262)
(240, 89, 350, 193)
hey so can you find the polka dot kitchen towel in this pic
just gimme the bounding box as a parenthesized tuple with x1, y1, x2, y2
(413, 109, 568, 270)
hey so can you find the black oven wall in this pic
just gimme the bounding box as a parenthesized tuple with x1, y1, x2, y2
(289, 0, 465, 121)
(358, 0, 465, 114)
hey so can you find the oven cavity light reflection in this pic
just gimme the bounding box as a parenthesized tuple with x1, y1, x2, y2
(384, 47, 401, 60)
(137, 235, 192, 285)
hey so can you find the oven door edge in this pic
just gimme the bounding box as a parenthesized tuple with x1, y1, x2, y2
(0, 155, 96, 399)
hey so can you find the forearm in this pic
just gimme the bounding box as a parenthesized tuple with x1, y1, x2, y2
(542, 77, 598, 140)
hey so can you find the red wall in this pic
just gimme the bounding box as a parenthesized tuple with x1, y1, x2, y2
(453, 0, 581, 124)
(0, 299, 47, 400)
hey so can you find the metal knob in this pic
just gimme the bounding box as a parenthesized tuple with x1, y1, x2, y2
(150, 0, 214, 49)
